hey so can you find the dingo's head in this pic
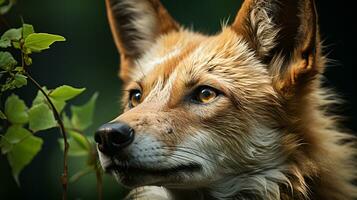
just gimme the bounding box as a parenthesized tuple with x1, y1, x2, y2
(96, 0, 322, 194)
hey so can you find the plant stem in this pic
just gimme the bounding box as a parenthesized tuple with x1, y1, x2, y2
(95, 164, 103, 200)
(25, 72, 69, 200)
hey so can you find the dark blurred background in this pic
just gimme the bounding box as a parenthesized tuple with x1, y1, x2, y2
(0, 0, 356, 199)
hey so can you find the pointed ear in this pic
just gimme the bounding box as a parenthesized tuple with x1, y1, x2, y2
(232, 0, 321, 96)
(106, 0, 179, 82)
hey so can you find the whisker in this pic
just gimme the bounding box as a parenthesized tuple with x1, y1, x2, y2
(159, 144, 231, 161)
(162, 146, 214, 162)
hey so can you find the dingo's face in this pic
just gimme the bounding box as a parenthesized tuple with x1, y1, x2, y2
(98, 30, 281, 188)
(97, 0, 320, 190)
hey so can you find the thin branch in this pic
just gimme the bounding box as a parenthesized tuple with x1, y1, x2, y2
(95, 163, 103, 200)
(25, 72, 69, 200)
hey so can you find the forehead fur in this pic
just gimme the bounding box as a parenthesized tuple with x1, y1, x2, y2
(131, 29, 206, 81)
(128, 28, 276, 106)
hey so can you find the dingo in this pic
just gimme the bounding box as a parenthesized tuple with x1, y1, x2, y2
(96, 0, 357, 199)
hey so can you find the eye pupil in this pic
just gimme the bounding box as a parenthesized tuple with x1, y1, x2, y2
(196, 87, 217, 103)
(134, 93, 141, 101)
(201, 89, 212, 98)
(129, 90, 142, 107)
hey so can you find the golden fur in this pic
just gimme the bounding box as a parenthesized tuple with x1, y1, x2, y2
(98, 0, 357, 199)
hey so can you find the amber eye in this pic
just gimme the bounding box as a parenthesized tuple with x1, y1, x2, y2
(193, 86, 218, 104)
(129, 90, 142, 108)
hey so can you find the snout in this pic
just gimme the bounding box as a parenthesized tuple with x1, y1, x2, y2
(94, 118, 205, 187)
(94, 122, 135, 156)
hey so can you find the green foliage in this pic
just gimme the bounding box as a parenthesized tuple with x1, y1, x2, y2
(71, 93, 98, 131)
(8, 134, 43, 184)
(0, 0, 15, 15)
(1, 21, 101, 190)
(13, 74, 27, 87)
(28, 103, 57, 132)
(0, 27, 22, 47)
(32, 87, 49, 105)
(0, 125, 43, 183)
(0, 51, 17, 70)
(49, 85, 85, 101)
(0, 23, 66, 94)
(69, 130, 91, 152)
(59, 131, 89, 157)
(1, 2, 105, 198)
(0, 110, 6, 119)
(58, 92, 99, 182)
(32, 87, 63, 112)
(1, 125, 31, 154)
(22, 24, 34, 39)
(0, 38, 10, 48)
(4, 126, 43, 183)
(1, 84, 98, 182)
(4, 94, 29, 124)
(24, 33, 65, 53)
(1, 73, 28, 92)
(32, 85, 85, 114)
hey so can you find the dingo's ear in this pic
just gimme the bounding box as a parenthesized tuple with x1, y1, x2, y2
(106, 0, 179, 82)
(232, 0, 320, 96)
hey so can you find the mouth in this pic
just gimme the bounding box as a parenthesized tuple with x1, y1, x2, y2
(105, 162, 201, 176)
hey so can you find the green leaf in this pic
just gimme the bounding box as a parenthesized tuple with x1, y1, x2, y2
(32, 88, 66, 113)
(12, 41, 20, 49)
(24, 33, 65, 53)
(1, 73, 27, 92)
(0, 39, 11, 48)
(0, 0, 15, 15)
(62, 113, 72, 129)
(32, 87, 49, 106)
(22, 24, 34, 39)
(58, 138, 88, 157)
(0, 110, 6, 119)
(1, 28, 22, 41)
(58, 130, 91, 157)
(7, 128, 43, 183)
(0, 51, 17, 71)
(1, 77, 14, 92)
(50, 98, 66, 113)
(69, 130, 91, 151)
(28, 103, 57, 132)
(0, 125, 30, 154)
(0, 137, 12, 155)
(49, 85, 85, 101)
(4, 94, 28, 124)
(13, 74, 27, 88)
(14, 66, 24, 72)
(0, 0, 5, 6)
(71, 93, 98, 131)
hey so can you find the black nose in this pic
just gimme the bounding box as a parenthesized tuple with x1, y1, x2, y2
(94, 122, 134, 156)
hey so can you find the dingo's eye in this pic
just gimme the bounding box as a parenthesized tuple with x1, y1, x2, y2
(129, 90, 142, 108)
(192, 86, 218, 104)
